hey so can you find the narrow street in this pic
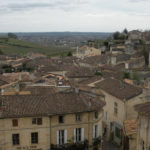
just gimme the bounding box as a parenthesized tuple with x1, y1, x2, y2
(102, 140, 121, 150)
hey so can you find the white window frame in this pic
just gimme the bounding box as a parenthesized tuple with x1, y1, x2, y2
(93, 124, 100, 139)
(74, 128, 84, 143)
(57, 130, 67, 145)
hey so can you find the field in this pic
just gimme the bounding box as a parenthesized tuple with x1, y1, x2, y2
(0, 37, 74, 57)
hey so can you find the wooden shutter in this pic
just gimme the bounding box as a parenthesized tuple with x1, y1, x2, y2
(93, 125, 95, 138)
(64, 130, 67, 144)
(57, 131, 59, 145)
(98, 125, 100, 137)
(74, 128, 76, 143)
(81, 128, 84, 141)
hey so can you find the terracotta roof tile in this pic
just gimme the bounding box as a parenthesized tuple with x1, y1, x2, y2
(96, 78, 142, 100)
(0, 93, 105, 118)
(135, 102, 150, 115)
(124, 119, 137, 136)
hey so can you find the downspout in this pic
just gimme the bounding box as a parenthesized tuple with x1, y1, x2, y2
(137, 115, 141, 150)
(146, 117, 149, 150)
(88, 112, 90, 145)
(49, 116, 52, 150)
(123, 98, 127, 148)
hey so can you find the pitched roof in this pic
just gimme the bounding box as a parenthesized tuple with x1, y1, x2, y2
(0, 93, 105, 118)
(124, 119, 137, 136)
(96, 78, 142, 100)
(100, 63, 125, 72)
(79, 76, 102, 86)
(0, 80, 8, 87)
(66, 67, 94, 78)
(79, 53, 111, 65)
(22, 86, 57, 95)
(135, 102, 150, 115)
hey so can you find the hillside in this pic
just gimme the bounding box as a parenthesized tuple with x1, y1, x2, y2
(0, 37, 74, 57)
(0, 32, 112, 47)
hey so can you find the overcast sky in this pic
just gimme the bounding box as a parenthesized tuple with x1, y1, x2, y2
(0, 0, 150, 32)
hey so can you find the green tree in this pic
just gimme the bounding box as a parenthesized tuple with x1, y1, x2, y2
(0, 49, 3, 55)
(123, 28, 128, 34)
(67, 51, 72, 56)
(123, 72, 130, 79)
(113, 32, 120, 40)
(138, 44, 149, 65)
(8, 33, 18, 39)
(95, 71, 102, 76)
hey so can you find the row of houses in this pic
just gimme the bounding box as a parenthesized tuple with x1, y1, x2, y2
(0, 40, 150, 150)
(0, 76, 149, 150)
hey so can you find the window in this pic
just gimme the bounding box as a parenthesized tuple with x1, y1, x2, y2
(75, 128, 81, 142)
(31, 132, 38, 144)
(57, 130, 65, 145)
(74, 128, 84, 143)
(32, 118, 36, 124)
(12, 134, 20, 145)
(76, 114, 81, 122)
(93, 125, 98, 138)
(114, 102, 118, 116)
(94, 111, 98, 119)
(58, 116, 64, 123)
(37, 118, 42, 125)
(32, 118, 42, 125)
(142, 141, 144, 150)
(12, 119, 18, 127)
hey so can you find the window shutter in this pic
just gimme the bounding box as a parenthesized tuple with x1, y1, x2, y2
(98, 125, 100, 137)
(65, 130, 67, 144)
(93, 125, 95, 138)
(74, 128, 76, 143)
(81, 128, 84, 141)
(57, 131, 59, 145)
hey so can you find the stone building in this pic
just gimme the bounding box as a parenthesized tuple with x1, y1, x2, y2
(111, 54, 130, 65)
(125, 56, 145, 69)
(95, 78, 143, 146)
(0, 92, 105, 150)
(74, 45, 101, 58)
(135, 102, 150, 150)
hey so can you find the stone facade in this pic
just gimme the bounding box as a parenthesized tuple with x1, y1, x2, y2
(0, 111, 103, 150)
(74, 46, 101, 58)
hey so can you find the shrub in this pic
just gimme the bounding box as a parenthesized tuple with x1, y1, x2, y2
(123, 72, 130, 79)
(51, 140, 89, 150)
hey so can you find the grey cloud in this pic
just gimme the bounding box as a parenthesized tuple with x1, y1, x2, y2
(0, 0, 88, 13)
(129, 0, 149, 2)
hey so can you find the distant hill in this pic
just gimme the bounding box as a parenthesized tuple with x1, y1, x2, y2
(0, 32, 112, 47)
(0, 37, 74, 57)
